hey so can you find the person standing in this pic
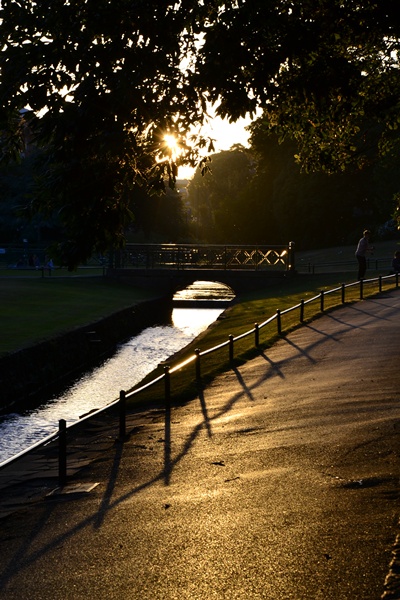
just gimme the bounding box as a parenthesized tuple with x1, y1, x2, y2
(355, 229, 374, 280)
(391, 250, 400, 274)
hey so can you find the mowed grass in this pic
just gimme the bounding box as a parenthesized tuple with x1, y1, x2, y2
(0, 276, 158, 355)
(296, 238, 400, 266)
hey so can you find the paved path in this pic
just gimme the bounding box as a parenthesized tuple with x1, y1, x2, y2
(1, 292, 400, 599)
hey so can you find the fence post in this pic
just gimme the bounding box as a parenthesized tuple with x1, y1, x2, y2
(58, 419, 67, 487)
(277, 309, 281, 335)
(397, 272, 399, 289)
(229, 334, 234, 363)
(379, 275, 382, 293)
(164, 365, 170, 406)
(254, 323, 259, 347)
(341, 283, 345, 304)
(300, 299, 304, 323)
(320, 290, 324, 312)
(195, 348, 201, 382)
(360, 279, 364, 300)
(119, 390, 126, 440)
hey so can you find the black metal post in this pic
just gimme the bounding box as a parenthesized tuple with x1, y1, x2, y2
(229, 334, 234, 363)
(379, 275, 382, 293)
(396, 272, 399, 289)
(164, 365, 171, 406)
(58, 419, 67, 487)
(195, 348, 201, 382)
(300, 299, 304, 323)
(254, 323, 259, 347)
(341, 283, 345, 304)
(360, 279, 364, 300)
(119, 390, 126, 440)
(320, 290, 324, 312)
(277, 309, 281, 335)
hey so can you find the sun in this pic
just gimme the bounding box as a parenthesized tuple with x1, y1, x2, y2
(163, 133, 180, 158)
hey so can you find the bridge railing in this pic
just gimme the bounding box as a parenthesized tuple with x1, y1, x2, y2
(111, 242, 295, 271)
(1, 271, 398, 484)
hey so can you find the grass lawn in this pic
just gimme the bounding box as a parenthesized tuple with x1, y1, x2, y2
(296, 238, 400, 272)
(0, 276, 159, 355)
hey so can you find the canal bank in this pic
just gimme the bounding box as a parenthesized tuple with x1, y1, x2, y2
(0, 295, 173, 414)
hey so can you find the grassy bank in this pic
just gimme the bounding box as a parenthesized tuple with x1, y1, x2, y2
(0, 277, 159, 355)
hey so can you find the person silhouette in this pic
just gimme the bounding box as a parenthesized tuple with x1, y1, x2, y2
(355, 229, 374, 280)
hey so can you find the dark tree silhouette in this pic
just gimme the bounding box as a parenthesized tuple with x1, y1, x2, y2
(1, 0, 399, 264)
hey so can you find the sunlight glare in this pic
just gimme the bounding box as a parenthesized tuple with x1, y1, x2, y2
(164, 133, 180, 157)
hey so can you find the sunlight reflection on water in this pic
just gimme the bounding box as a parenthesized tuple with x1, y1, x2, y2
(0, 280, 233, 462)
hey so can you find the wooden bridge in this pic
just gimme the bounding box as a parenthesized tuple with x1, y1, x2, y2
(107, 242, 295, 294)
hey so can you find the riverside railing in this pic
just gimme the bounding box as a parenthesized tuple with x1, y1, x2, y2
(112, 242, 295, 272)
(1, 271, 399, 485)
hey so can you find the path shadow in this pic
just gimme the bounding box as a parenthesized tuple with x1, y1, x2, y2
(93, 438, 124, 528)
(0, 500, 56, 590)
(3, 291, 399, 585)
(198, 386, 212, 439)
(232, 366, 256, 402)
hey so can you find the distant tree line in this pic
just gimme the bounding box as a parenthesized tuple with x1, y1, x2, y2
(2, 127, 400, 253)
(0, 151, 187, 248)
(186, 130, 400, 249)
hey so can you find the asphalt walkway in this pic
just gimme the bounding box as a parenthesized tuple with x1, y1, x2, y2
(1, 291, 400, 599)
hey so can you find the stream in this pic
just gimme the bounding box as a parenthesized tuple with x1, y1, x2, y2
(0, 281, 234, 463)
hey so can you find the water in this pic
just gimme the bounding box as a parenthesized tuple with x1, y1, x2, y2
(0, 281, 234, 463)
(174, 280, 235, 301)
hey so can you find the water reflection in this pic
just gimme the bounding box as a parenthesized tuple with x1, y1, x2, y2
(0, 281, 234, 463)
(174, 280, 235, 301)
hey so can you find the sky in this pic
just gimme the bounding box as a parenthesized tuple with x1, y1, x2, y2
(178, 115, 252, 180)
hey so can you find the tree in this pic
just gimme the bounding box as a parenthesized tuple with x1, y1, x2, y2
(1, 0, 400, 265)
(187, 146, 255, 242)
(0, 0, 206, 267)
(128, 183, 188, 242)
(187, 127, 400, 250)
(0, 151, 62, 244)
(193, 1, 400, 173)
(247, 126, 400, 248)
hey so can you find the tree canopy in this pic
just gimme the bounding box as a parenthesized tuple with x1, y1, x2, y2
(1, 0, 400, 265)
(187, 146, 255, 243)
(186, 136, 400, 249)
(193, 1, 400, 171)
